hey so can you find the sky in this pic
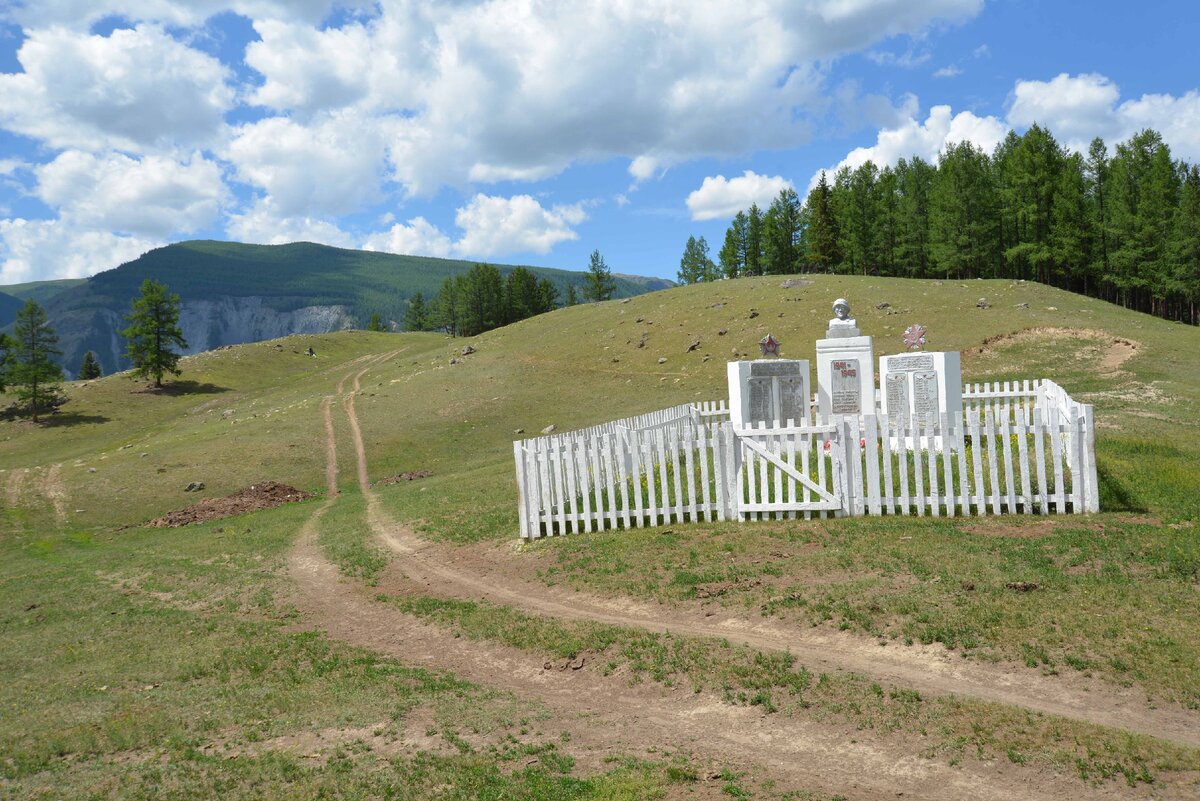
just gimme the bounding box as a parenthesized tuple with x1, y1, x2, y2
(0, 0, 1198, 285)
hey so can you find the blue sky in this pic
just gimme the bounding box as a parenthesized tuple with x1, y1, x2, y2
(1, 0, 1197, 284)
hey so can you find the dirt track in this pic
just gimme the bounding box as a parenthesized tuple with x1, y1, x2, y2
(286, 354, 1200, 799)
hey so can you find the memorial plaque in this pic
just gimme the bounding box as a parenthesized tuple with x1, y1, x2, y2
(750, 361, 801, 377)
(830, 359, 861, 414)
(748, 377, 772, 422)
(779, 377, 806, 423)
(889, 353, 934, 372)
(885, 372, 910, 418)
(912, 371, 940, 418)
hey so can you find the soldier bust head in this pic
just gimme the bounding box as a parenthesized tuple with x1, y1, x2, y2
(832, 298, 851, 321)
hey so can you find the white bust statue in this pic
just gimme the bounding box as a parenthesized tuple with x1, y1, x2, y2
(826, 297, 860, 338)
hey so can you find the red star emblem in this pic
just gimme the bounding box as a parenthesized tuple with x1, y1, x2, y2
(902, 324, 927, 350)
(759, 333, 781, 357)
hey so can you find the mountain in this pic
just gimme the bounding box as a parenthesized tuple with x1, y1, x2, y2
(0, 278, 87, 306)
(0, 291, 22, 329)
(17, 240, 674, 377)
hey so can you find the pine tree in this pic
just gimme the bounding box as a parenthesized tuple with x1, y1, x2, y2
(1085, 138, 1112, 300)
(78, 351, 102, 380)
(744, 204, 765, 276)
(458, 263, 505, 336)
(677, 235, 717, 284)
(1050, 152, 1093, 291)
(0, 333, 12, 393)
(1171, 165, 1200, 324)
(803, 172, 840, 272)
(895, 157, 934, 277)
(433, 276, 464, 335)
(122, 279, 188, 388)
(366, 313, 387, 332)
(504, 267, 542, 322)
(582, 249, 615, 302)
(536, 279, 559, 312)
(930, 141, 1000, 279)
(763, 188, 803, 274)
(719, 211, 748, 278)
(564, 284, 579, 306)
(404, 292, 429, 331)
(7, 300, 63, 422)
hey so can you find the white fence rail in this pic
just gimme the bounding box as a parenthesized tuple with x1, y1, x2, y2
(514, 379, 1097, 539)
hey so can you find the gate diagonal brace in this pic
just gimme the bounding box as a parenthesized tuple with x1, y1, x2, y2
(736, 432, 838, 503)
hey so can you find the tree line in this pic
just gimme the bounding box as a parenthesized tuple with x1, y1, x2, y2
(1, 279, 187, 421)
(408, 250, 616, 336)
(682, 126, 1200, 325)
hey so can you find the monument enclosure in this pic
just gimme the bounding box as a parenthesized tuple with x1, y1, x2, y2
(513, 297, 1099, 538)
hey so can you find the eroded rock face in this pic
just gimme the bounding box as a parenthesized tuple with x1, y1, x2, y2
(62, 297, 355, 376)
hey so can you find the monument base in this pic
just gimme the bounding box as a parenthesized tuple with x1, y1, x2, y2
(815, 335, 875, 422)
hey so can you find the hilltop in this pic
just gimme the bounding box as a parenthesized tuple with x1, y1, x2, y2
(3, 275, 1200, 799)
(4, 240, 673, 376)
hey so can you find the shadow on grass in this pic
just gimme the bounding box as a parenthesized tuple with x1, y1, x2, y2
(1096, 462, 1149, 514)
(139, 380, 231, 396)
(41, 411, 111, 427)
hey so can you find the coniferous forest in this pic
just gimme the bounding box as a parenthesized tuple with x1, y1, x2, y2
(700, 126, 1200, 325)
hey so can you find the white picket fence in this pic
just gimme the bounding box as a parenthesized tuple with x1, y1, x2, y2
(513, 379, 1098, 539)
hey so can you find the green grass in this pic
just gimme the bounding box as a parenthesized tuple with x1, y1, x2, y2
(0, 492, 724, 800)
(5, 273, 1200, 796)
(373, 586, 1198, 785)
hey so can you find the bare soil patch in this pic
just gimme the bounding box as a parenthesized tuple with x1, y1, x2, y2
(373, 470, 432, 486)
(148, 481, 314, 527)
(971, 327, 1140, 375)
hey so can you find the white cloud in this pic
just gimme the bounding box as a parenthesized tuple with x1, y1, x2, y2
(0, 25, 232, 153)
(1007, 73, 1121, 149)
(224, 113, 389, 217)
(812, 104, 1008, 190)
(933, 65, 962, 78)
(362, 217, 453, 259)
(224, 199, 356, 248)
(454, 194, 585, 258)
(0, 218, 157, 283)
(6, 0, 340, 29)
(686, 171, 794, 221)
(628, 156, 663, 182)
(35, 151, 226, 238)
(1007, 73, 1200, 160)
(238, 0, 984, 194)
(865, 48, 931, 68)
(361, 194, 586, 259)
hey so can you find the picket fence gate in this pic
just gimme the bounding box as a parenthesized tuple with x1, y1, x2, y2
(513, 379, 1098, 539)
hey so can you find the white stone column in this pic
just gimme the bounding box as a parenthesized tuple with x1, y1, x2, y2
(814, 299, 874, 422)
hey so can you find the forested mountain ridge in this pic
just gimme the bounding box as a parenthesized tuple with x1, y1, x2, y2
(704, 126, 1200, 325)
(12, 240, 673, 377)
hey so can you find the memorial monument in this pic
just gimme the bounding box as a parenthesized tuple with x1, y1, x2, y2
(727, 334, 810, 427)
(879, 323, 962, 422)
(815, 298, 875, 421)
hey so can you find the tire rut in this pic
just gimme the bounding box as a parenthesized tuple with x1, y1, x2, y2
(336, 358, 1200, 749)
(288, 356, 1151, 801)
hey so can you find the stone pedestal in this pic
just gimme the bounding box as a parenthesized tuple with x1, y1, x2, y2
(815, 334, 875, 421)
(879, 351, 963, 421)
(728, 359, 811, 427)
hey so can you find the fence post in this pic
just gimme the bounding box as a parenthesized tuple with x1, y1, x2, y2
(1083, 404, 1100, 512)
(513, 441, 531, 538)
(837, 417, 856, 517)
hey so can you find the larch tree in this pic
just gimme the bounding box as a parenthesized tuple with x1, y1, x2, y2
(7, 300, 64, 422)
(78, 351, 102, 380)
(582, 249, 616, 302)
(677, 235, 717, 284)
(404, 292, 429, 331)
(122, 278, 188, 388)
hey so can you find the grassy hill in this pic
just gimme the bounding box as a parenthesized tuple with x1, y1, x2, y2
(3, 274, 1200, 798)
(0, 277, 86, 305)
(10, 240, 674, 377)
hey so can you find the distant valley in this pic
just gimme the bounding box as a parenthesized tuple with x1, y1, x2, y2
(0, 240, 673, 377)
